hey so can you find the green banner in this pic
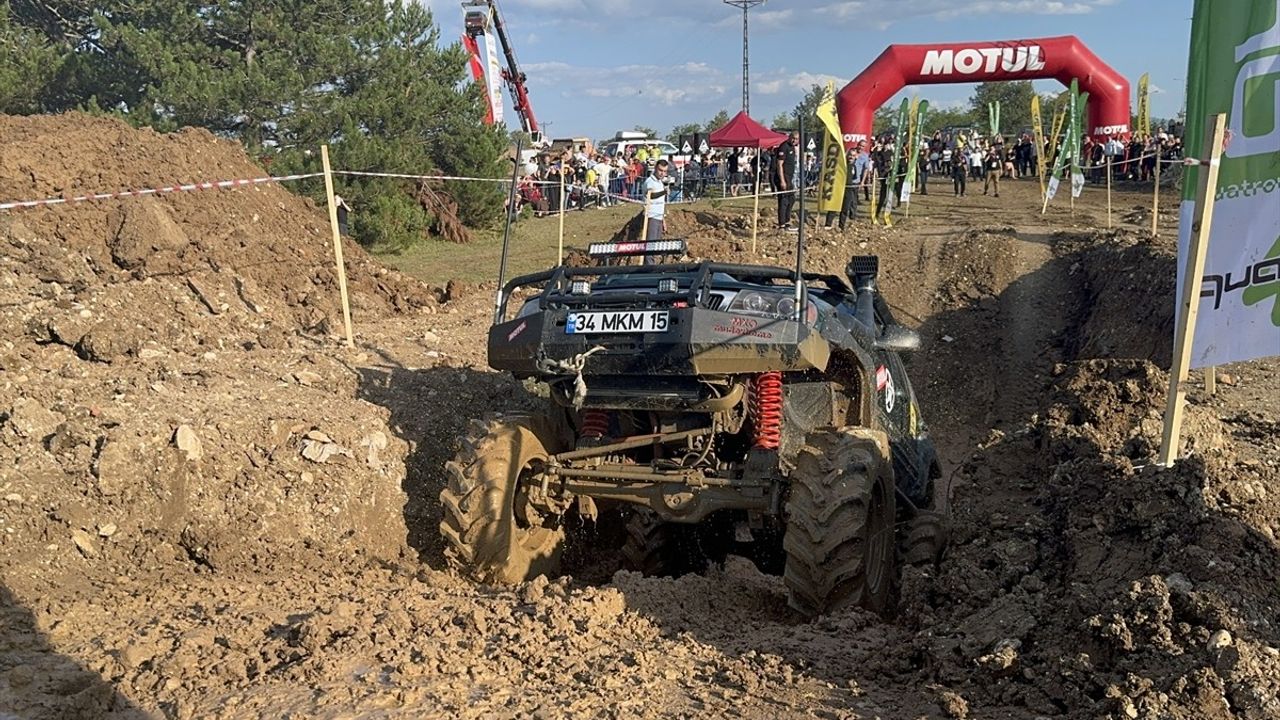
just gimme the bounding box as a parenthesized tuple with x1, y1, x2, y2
(883, 97, 909, 217)
(1046, 80, 1078, 200)
(1178, 0, 1280, 366)
(988, 101, 1001, 137)
(902, 100, 929, 203)
(1070, 90, 1089, 198)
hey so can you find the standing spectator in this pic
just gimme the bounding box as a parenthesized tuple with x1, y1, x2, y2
(728, 149, 742, 196)
(641, 160, 670, 265)
(969, 143, 985, 179)
(825, 143, 868, 230)
(941, 146, 953, 176)
(917, 146, 930, 195)
(951, 149, 967, 196)
(774, 131, 799, 231)
(984, 140, 1004, 197)
(593, 154, 613, 206)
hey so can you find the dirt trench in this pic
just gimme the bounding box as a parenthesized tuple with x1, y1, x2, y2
(1, 121, 1277, 720)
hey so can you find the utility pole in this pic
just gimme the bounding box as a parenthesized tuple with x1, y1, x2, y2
(724, 0, 765, 115)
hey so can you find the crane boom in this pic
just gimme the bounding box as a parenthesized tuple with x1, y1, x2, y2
(463, 0, 541, 143)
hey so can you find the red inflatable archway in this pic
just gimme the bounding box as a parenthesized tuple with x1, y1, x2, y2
(836, 35, 1130, 146)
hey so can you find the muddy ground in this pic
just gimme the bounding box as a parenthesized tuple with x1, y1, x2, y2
(1, 115, 1277, 719)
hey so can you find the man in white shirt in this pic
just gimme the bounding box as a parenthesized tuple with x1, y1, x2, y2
(642, 160, 670, 264)
(593, 155, 612, 206)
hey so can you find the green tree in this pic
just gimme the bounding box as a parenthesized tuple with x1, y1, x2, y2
(922, 106, 977, 135)
(871, 104, 898, 135)
(632, 125, 658, 138)
(968, 80, 1036, 138)
(0, 3, 62, 114)
(703, 109, 730, 133)
(667, 122, 702, 141)
(0, 0, 505, 248)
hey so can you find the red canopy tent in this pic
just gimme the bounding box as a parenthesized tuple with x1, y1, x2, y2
(707, 111, 786, 251)
(708, 110, 788, 149)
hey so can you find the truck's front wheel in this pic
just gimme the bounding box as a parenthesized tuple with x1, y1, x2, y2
(440, 414, 568, 584)
(783, 429, 897, 617)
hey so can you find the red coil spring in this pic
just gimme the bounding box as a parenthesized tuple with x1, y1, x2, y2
(580, 409, 610, 440)
(751, 371, 783, 450)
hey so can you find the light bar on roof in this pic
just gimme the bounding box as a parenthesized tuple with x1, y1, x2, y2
(587, 239, 686, 257)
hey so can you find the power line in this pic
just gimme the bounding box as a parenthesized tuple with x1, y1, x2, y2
(723, 0, 765, 115)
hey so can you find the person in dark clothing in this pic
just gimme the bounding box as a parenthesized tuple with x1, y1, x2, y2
(952, 152, 967, 196)
(917, 147, 929, 195)
(874, 147, 893, 216)
(983, 141, 1004, 197)
(774, 131, 798, 230)
(824, 144, 868, 230)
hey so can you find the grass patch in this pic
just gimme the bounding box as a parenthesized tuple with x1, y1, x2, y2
(372, 203, 639, 285)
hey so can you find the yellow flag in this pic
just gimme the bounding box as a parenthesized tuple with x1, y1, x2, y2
(1031, 95, 1046, 199)
(1137, 73, 1150, 137)
(816, 82, 847, 214)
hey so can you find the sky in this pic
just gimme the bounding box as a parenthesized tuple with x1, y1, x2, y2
(421, 0, 1193, 140)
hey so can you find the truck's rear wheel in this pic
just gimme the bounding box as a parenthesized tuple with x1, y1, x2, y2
(440, 414, 568, 584)
(783, 430, 896, 617)
(622, 510, 729, 577)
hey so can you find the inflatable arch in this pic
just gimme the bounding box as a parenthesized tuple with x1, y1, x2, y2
(836, 35, 1130, 146)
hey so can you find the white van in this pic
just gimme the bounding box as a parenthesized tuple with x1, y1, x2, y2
(599, 134, 684, 166)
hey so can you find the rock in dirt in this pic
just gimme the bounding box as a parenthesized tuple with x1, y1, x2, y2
(6, 398, 64, 439)
(173, 424, 203, 461)
(1208, 629, 1233, 650)
(938, 689, 970, 719)
(71, 529, 98, 558)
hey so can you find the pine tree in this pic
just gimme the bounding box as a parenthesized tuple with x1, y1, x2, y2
(0, 0, 505, 248)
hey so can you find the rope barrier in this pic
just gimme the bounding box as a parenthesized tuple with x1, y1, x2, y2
(0, 172, 324, 212)
(0, 151, 1187, 216)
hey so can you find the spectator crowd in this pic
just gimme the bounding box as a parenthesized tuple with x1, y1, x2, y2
(509, 124, 1183, 231)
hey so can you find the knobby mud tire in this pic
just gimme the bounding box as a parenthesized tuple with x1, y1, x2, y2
(439, 413, 569, 584)
(783, 430, 897, 617)
(621, 510, 718, 578)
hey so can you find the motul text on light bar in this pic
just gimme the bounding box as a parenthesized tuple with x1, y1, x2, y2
(588, 240, 686, 256)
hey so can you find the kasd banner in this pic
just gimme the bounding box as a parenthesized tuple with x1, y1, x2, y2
(1177, 0, 1280, 367)
(816, 83, 847, 215)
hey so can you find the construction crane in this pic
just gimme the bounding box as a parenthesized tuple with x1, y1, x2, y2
(462, 0, 542, 145)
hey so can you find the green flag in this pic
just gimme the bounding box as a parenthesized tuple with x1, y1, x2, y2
(1046, 79, 1079, 200)
(902, 100, 929, 204)
(1070, 90, 1089, 198)
(883, 97, 910, 216)
(1177, 0, 1280, 366)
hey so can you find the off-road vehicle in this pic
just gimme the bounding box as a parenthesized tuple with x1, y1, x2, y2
(441, 237, 948, 616)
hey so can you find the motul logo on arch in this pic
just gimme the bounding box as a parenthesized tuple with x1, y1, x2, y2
(920, 47, 1047, 76)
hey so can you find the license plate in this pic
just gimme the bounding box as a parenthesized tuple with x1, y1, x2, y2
(566, 310, 669, 334)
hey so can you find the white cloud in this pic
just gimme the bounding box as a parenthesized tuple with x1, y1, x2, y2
(754, 70, 843, 96)
(816, 0, 1112, 27)
(1149, 84, 1166, 94)
(523, 60, 730, 107)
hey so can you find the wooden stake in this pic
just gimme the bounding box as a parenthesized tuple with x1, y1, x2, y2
(870, 168, 879, 225)
(1151, 152, 1161, 237)
(751, 159, 761, 254)
(557, 170, 566, 262)
(1204, 366, 1217, 396)
(1106, 153, 1113, 229)
(320, 145, 354, 348)
(640, 190, 651, 244)
(1158, 113, 1228, 467)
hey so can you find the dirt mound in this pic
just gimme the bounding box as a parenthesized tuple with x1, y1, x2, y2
(0, 113, 436, 362)
(0, 114, 440, 595)
(902, 359, 1280, 719)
